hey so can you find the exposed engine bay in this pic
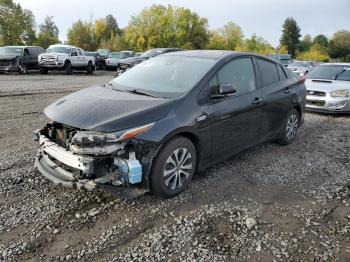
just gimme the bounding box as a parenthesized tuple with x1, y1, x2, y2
(33, 122, 159, 197)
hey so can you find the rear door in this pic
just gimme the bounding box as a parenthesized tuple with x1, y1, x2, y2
(77, 49, 85, 67)
(70, 48, 79, 67)
(256, 58, 295, 141)
(209, 56, 263, 158)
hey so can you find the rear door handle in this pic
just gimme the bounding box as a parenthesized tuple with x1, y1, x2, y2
(252, 98, 263, 105)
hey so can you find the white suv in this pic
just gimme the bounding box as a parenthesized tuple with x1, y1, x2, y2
(39, 45, 95, 75)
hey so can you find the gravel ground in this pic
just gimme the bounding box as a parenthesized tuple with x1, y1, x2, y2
(0, 71, 349, 261)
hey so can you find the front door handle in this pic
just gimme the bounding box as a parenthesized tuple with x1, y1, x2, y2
(252, 98, 263, 105)
(285, 87, 291, 93)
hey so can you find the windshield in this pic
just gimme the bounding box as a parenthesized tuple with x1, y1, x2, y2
(110, 55, 216, 99)
(290, 61, 308, 67)
(307, 65, 350, 80)
(47, 47, 71, 54)
(0, 47, 23, 56)
(140, 49, 164, 58)
(109, 52, 123, 59)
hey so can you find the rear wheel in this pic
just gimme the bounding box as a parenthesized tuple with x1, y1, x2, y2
(39, 67, 48, 75)
(64, 62, 72, 75)
(277, 108, 300, 145)
(150, 137, 196, 198)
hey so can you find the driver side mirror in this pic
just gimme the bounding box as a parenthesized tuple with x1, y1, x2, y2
(71, 51, 78, 56)
(211, 83, 237, 99)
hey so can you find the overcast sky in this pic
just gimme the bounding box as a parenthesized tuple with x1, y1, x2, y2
(16, 0, 350, 47)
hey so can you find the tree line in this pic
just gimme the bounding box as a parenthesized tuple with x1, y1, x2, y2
(1, 1, 349, 62)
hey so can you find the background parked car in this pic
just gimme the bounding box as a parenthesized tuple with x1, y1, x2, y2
(96, 48, 110, 59)
(0, 46, 45, 74)
(134, 52, 143, 57)
(39, 44, 95, 75)
(305, 63, 350, 113)
(288, 60, 317, 76)
(84, 51, 105, 69)
(105, 51, 135, 70)
(268, 53, 293, 66)
(118, 48, 184, 73)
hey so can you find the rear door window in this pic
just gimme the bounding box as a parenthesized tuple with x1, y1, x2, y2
(257, 59, 280, 87)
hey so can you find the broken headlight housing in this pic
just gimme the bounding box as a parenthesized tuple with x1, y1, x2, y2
(69, 123, 154, 155)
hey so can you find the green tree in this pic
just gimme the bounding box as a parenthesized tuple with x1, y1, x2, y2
(328, 30, 350, 61)
(36, 16, 59, 48)
(313, 34, 328, 48)
(280, 17, 301, 58)
(206, 22, 243, 50)
(207, 29, 226, 49)
(100, 32, 128, 51)
(0, 0, 36, 45)
(297, 44, 330, 62)
(124, 5, 209, 51)
(300, 34, 312, 52)
(243, 34, 274, 54)
(67, 19, 97, 50)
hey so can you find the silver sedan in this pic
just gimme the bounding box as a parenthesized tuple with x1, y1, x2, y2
(305, 63, 350, 113)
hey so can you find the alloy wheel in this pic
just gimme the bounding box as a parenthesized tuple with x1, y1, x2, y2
(163, 148, 193, 191)
(286, 113, 298, 140)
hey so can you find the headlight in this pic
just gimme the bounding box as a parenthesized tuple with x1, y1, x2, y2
(330, 89, 349, 98)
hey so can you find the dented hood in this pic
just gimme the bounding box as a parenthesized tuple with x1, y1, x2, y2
(44, 86, 174, 132)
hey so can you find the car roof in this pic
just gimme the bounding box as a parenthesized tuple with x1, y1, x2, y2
(3, 46, 43, 48)
(48, 44, 77, 49)
(320, 63, 350, 66)
(164, 50, 264, 60)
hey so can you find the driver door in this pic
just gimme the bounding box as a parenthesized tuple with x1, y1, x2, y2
(209, 57, 263, 158)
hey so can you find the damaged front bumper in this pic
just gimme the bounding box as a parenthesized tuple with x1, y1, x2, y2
(33, 129, 158, 198)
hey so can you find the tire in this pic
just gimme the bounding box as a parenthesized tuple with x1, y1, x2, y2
(64, 62, 72, 75)
(39, 67, 48, 75)
(277, 108, 300, 145)
(87, 62, 93, 74)
(150, 136, 196, 198)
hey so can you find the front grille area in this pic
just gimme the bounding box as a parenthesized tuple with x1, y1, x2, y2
(41, 56, 57, 62)
(307, 90, 326, 97)
(306, 100, 326, 106)
(0, 60, 12, 66)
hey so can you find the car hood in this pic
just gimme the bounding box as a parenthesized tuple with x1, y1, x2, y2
(44, 86, 173, 132)
(41, 53, 66, 57)
(305, 79, 350, 92)
(0, 55, 18, 60)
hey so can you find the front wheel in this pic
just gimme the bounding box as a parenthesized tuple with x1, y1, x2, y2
(87, 62, 93, 74)
(277, 108, 300, 145)
(39, 67, 48, 75)
(150, 137, 196, 198)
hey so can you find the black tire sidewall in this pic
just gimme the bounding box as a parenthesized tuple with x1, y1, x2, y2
(87, 63, 93, 74)
(150, 137, 196, 198)
(65, 62, 72, 75)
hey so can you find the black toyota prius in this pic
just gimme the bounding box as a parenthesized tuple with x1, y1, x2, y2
(34, 50, 306, 198)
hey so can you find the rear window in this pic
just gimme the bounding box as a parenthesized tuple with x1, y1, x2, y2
(257, 59, 280, 86)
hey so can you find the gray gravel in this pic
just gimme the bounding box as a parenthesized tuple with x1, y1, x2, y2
(0, 71, 349, 261)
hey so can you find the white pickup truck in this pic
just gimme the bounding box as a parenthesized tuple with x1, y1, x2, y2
(38, 44, 95, 75)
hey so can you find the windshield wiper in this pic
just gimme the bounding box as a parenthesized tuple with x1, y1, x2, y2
(127, 89, 159, 98)
(333, 69, 347, 80)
